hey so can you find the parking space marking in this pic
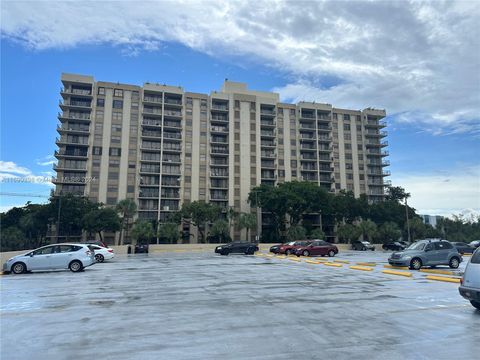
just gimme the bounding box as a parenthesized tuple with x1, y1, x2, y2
(333, 259, 350, 264)
(382, 269, 413, 277)
(323, 262, 343, 267)
(356, 262, 377, 267)
(288, 257, 302, 262)
(305, 260, 322, 264)
(419, 269, 455, 275)
(425, 275, 461, 283)
(349, 265, 374, 271)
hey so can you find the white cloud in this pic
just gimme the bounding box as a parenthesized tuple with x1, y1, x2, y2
(0, 160, 54, 187)
(1, 1, 479, 135)
(391, 165, 480, 217)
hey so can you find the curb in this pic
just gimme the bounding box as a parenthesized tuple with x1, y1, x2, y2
(382, 269, 413, 277)
(350, 265, 374, 271)
(356, 262, 377, 267)
(324, 262, 343, 267)
(419, 269, 454, 275)
(425, 275, 461, 283)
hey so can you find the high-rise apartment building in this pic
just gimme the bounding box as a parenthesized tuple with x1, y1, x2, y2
(54, 73, 389, 243)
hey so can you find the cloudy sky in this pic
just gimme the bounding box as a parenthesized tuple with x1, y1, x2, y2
(1, 0, 479, 216)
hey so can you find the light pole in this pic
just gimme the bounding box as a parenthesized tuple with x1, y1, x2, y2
(405, 196, 411, 243)
(56, 196, 62, 243)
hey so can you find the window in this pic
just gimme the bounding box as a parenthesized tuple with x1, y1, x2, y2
(109, 148, 121, 156)
(434, 241, 453, 250)
(112, 124, 122, 132)
(343, 114, 350, 121)
(98, 87, 105, 95)
(93, 147, 102, 155)
(111, 136, 121, 144)
(344, 124, 351, 131)
(33, 246, 55, 255)
(114, 89, 123, 97)
(97, 98, 105, 107)
(113, 100, 123, 109)
(95, 123, 103, 131)
(112, 112, 122, 121)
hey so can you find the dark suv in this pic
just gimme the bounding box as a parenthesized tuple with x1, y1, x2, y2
(388, 239, 462, 270)
(215, 242, 258, 255)
(351, 240, 375, 251)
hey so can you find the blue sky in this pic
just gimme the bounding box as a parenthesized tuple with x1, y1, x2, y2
(1, 1, 479, 217)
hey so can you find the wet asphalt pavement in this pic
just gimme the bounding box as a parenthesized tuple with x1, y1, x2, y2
(1, 250, 478, 360)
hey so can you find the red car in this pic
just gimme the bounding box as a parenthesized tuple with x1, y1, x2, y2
(295, 240, 338, 257)
(278, 241, 312, 255)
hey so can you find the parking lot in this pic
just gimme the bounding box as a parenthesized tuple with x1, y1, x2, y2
(1, 249, 478, 360)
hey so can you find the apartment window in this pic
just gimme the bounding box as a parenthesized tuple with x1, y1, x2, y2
(346, 163, 353, 170)
(95, 123, 103, 131)
(128, 163, 136, 169)
(333, 113, 338, 120)
(107, 197, 117, 205)
(279, 170, 285, 177)
(108, 172, 119, 180)
(344, 124, 351, 131)
(344, 114, 350, 121)
(345, 143, 352, 150)
(359, 174, 365, 180)
(347, 174, 354, 180)
(356, 115, 361, 122)
(96, 110, 104, 119)
(359, 164, 364, 170)
(127, 185, 135, 193)
(111, 135, 121, 144)
(96, 98, 105, 107)
(186, 109, 193, 115)
(291, 160, 297, 168)
(291, 150, 296, 156)
(345, 153, 353, 160)
(200, 154, 206, 161)
(114, 89, 123, 97)
(112, 124, 122, 132)
(186, 97, 193, 106)
(112, 112, 122, 121)
(113, 100, 123, 109)
(109, 148, 121, 156)
(93, 146, 102, 155)
(98, 87, 105, 95)
(356, 125, 362, 131)
(290, 109, 295, 116)
(345, 134, 351, 140)
(358, 144, 363, 150)
(94, 134, 102, 142)
(200, 99, 207, 106)
(235, 100, 240, 108)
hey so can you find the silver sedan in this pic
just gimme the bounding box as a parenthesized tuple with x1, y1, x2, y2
(3, 243, 96, 274)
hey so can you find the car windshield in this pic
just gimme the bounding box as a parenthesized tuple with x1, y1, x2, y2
(407, 242, 425, 251)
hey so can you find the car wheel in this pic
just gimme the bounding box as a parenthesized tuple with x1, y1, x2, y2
(362, 247, 367, 251)
(410, 258, 422, 270)
(302, 250, 310, 257)
(285, 249, 292, 256)
(69, 260, 83, 272)
(471, 300, 480, 310)
(245, 247, 254, 255)
(449, 257, 460, 269)
(328, 250, 335, 257)
(95, 254, 104, 263)
(11, 262, 26, 274)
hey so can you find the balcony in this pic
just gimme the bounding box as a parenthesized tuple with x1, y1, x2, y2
(164, 97, 182, 106)
(141, 131, 162, 139)
(299, 123, 315, 130)
(365, 130, 387, 138)
(367, 170, 391, 177)
(301, 174, 318, 182)
(211, 159, 229, 166)
(261, 151, 276, 159)
(57, 125, 90, 135)
(58, 111, 91, 122)
(260, 120, 276, 127)
(54, 150, 88, 159)
(210, 170, 229, 178)
(261, 161, 276, 169)
(143, 106, 162, 116)
(368, 190, 387, 196)
(366, 149, 389, 157)
(211, 102, 229, 111)
(59, 99, 92, 109)
(164, 110, 182, 118)
(211, 136, 228, 144)
(163, 144, 182, 153)
(143, 95, 162, 105)
(300, 111, 315, 120)
(318, 166, 334, 173)
(210, 179, 228, 189)
(261, 130, 275, 138)
(317, 113, 331, 122)
(300, 166, 317, 172)
(142, 119, 162, 127)
(163, 120, 182, 129)
(211, 146, 229, 155)
(55, 136, 89, 146)
(138, 190, 160, 198)
(318, 136, 331, 143)
(211, 126, 228, 133)
(53, 163, 87, 171)
(317, 124, 331, 131)
(161, 190, 180, 199)
(300, 133, 315, 140)
(366, 140, 388, 148)
(300, 143, 316, 150)
(163, 132, 182, 141)
(260, 107, 276, 117)
(365, 119, 387, 128)
(60, 87, 92, 97)
(261, 140, 276, 148)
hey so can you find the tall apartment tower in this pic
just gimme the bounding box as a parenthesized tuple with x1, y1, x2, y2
(54, 73, 389, 244)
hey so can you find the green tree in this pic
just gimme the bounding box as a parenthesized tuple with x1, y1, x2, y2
(180, 201, 221, 243)
(308, 228, 325, 240)
(286, 225, 307, 241)
(116, 199, 138, 245)
(0, 226, 25, 252)
(210, 220, 230, 243)
(377, 221, 401, 243)
(357, 219, 377, 242)
(238, 212, 257, 242)
(337, 223, 361, 243)
(386, 186, 410, 203)
(131, 220, 155, 244)
(82, 208, 121, 242)
(157, 223, 180, 244)
(407, 217, 427, 241)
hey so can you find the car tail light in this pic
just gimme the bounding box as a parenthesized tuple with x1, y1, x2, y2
(108, 249, 114, 253)
(460, 278, 463, 285)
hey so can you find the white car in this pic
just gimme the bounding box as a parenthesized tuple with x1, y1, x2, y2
(2, 243, 95, 274)
(90, 245, 115, 262)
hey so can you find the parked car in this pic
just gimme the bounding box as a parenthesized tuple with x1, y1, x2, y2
(278, 241, 312, 255)
(215, 242, 258, 255)
(388, 239, 462, 270)
(351, 240, 375, 251)
(295, 240, 338, 257)
(451, 242, 474, 255)
(459, 247, 480, 310)
(135, 243, 149, 254)
(269, 244, 281, 254)
(382, 242, 405, 251)
(2, 244, 95, 274)
(89, 245, 115, 262)
(469, 240, 480, 249)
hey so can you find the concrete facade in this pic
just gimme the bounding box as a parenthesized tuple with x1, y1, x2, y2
(54, 73, 389, 244)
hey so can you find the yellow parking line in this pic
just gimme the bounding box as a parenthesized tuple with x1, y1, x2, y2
(356, 262, 377, 267)
(382, 270, 413, 277)
(383, 264, 408, 269)
(323, 262, 343, 267)
(276, 255, 287, 259)
(333, 259, 350, 264)
(419, 269, 454, 275)
(305, 260, 321, 264)
(425, 275, 461, 283)
(288, 257, 302, 262)
(350, 265, 374, 271)
(314, 258, 329, 262)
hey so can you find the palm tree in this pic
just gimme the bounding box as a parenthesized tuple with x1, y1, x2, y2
(357, 219, 377, 242)
(238, 213, 257, 242)
(116, 199, 137, 245)
(131, 220, 155, 245)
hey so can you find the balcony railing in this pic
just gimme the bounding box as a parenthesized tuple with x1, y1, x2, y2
(260, 120, 276, 127)
(164, 110, 182, 117)
(211, 104, 228, 111)
(164, 98, 182, 105)
(211, 126, 228, 133)
(61, 88, 92, 95)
